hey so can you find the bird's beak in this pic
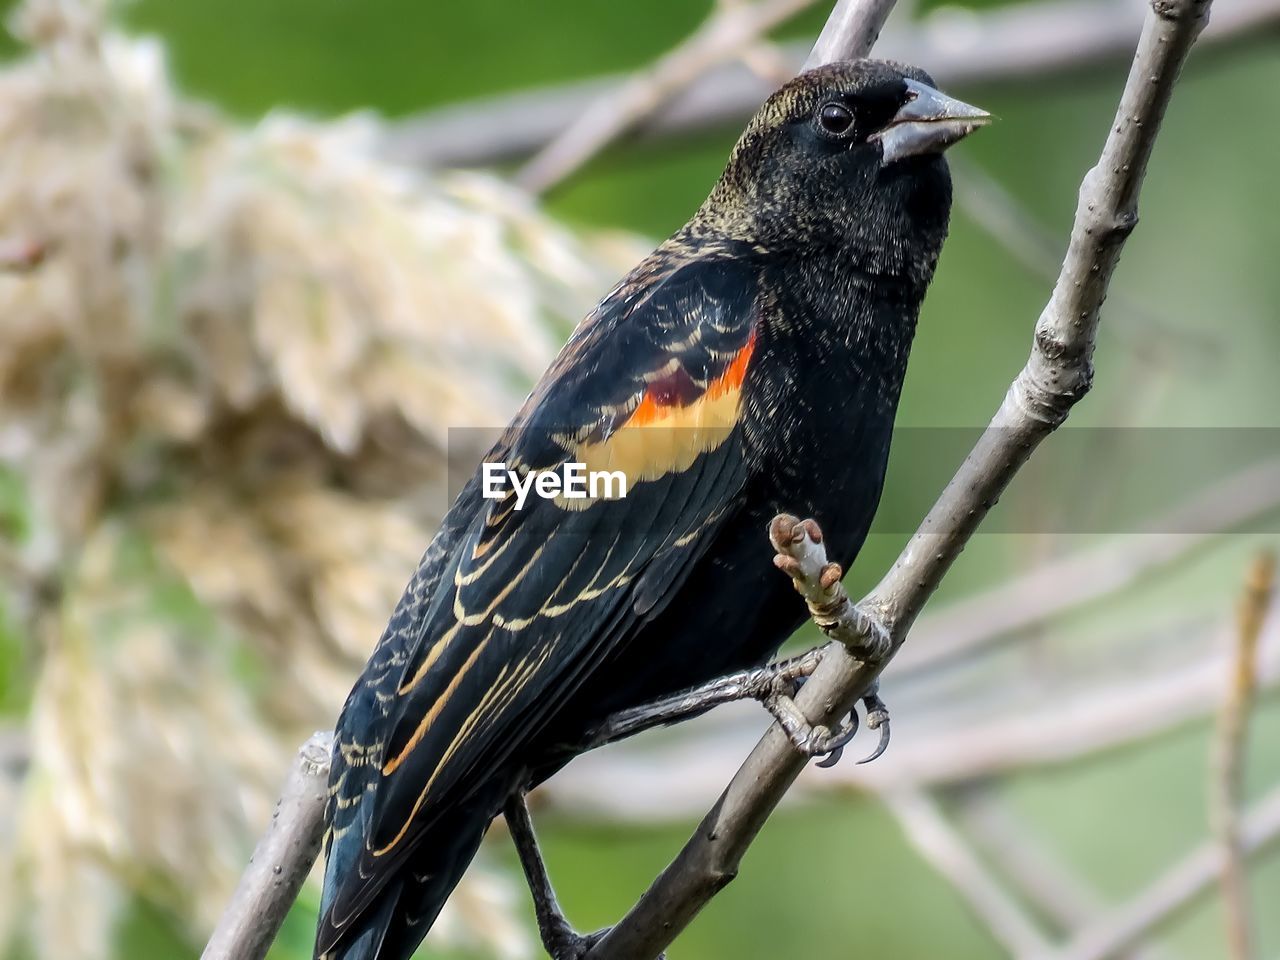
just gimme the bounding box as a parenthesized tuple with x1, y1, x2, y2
(875, 78, 991, 166)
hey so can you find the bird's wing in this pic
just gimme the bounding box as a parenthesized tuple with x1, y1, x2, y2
(318, 251, 763, 947)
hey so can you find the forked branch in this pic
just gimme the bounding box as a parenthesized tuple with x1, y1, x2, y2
(584, 0, 1213, 956)
(203, 0, 1218, 957)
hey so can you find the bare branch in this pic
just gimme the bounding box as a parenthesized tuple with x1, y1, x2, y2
(584, 1, 1214, 955)
(950, 158, 1217, 352)
(888, 787, 1053, 956)
(1043, 782, 1280, 960)
(381, 0, 1278, 169)
(802, 0, 899, 69)
(197, 555, 1278, 960)
(1210, 551, 1275, 960)
(516, 0, 819, 194)
(201, 733, 331, 960)
(897, 457, 1280, 677)
(866, 0, 1212, 639)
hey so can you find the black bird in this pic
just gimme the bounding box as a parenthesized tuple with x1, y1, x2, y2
(315, 59, 987, 960)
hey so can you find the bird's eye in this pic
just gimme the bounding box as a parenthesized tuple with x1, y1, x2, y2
(817, 102, 854, 136)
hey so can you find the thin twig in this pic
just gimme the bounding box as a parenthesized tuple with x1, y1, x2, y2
(1041, 782, 1280, 960)
(897, 458, 1280, 678)
(381, 0, 1279, 169)
(516, 0, 819, 194)
(888, 787, 1053, 957)
(584, 1, 1214, 955)
(1211, 551, 1275, 960)
(200, 733, 331, 960)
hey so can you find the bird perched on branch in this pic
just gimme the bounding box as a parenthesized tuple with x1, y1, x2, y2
(315, 59, 987, 960)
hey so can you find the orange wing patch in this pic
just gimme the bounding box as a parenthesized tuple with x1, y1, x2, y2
(561, 333, 755, 507)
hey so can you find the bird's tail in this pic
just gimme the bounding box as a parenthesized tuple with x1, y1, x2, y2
(315, 877, 401, 960)
(315, 803, 492, 960)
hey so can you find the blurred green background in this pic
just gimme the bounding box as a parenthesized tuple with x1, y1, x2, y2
(2, 1, 1278, 958)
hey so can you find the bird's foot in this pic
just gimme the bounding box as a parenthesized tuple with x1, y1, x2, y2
(744, 645, 826, 697)
(544, 927, 665, 960)
(844, 600, 894, 663)
(541, 923, 601, 960)
(854, 683, 892, 766)
(763, 677, 891, 767)
(768, 515, 894, 663)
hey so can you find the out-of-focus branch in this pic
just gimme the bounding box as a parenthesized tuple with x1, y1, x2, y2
(544, 611, 1280, 817)
(516, 0, 819, 194)
(737, 37, 797, 85)
(950, 159, 1218, 354)
(956, 789, 1173, 960)
(381, 0, 1279, 170)
(584, 1, 1213, 956)
(1211, 551, 1275, 960)
(201, 733, 331, 960)
(888, 787, 1053, 957)
(1042, 782, 1280, 960)
(896, 458, 1280, 678)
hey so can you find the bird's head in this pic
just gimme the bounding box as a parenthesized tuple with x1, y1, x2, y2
(697, 59, 989, 274)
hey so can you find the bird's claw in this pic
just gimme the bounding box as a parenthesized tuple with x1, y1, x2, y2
(847, 601, 893, 663)
(766, 678, 892, 767)
(815, 685, 892, 766)
(814, 706, 860, 768)
(856, 688, 891, 765)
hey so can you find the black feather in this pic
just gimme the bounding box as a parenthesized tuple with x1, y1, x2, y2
(316, 58, 960, 960)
